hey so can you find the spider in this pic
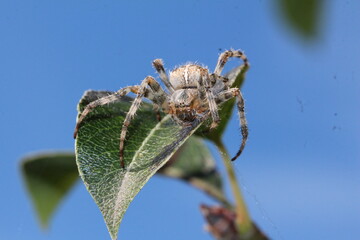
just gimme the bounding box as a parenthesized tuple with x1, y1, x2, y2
(74, 49, 249, 168)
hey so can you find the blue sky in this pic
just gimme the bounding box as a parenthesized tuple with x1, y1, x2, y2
(1, 1, 359, 240)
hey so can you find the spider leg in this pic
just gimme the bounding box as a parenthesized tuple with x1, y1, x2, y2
(154, 105, 162, 122)
(215, 88, 248, 161)
(201, 69, 220, 128)
(152, 59, 174, 92)
(195, 72, 206, 100)
(211, 73, 229, 84)
(209, 73, 230, 92)
(142, 89, 166, 122)
(119, 76, 167, 168)
(214, 49, 249, 76)
(73, 86, 138, 138)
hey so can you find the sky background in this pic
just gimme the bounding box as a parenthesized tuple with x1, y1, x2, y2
(1, 1, 359, 240)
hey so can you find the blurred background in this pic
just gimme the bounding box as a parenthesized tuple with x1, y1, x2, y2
(1, 1, 359, 239)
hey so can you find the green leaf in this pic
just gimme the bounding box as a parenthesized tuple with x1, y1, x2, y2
(159, 136, 230, 207)
(20, 135, 226, 231)
(278, 0, 322, 38)
(21, 143, 227, 230)
(21, 152, 78, 229)
(195, 64, 249, 142)
(75, 91, 204, 239)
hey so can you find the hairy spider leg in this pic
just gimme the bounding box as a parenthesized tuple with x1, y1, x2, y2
(153, 105, 162, 122)
(140, 88, 166, 122)
(215, 88, 248, 161)
(195, 73, 206, 100)
(200, 69, 220, 128)
(214, 49, 249, 76)
(211, 73, 229, 84)
(152, 59, 174, 92)
(119, 76, 168, 168)
(73, 86, 138, 139)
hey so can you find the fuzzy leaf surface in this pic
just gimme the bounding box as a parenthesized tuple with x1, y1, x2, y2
(21, 140, 226, 230)
(75, 91, 203, 239)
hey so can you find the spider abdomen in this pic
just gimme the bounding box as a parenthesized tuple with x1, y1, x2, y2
(169, 64, 205, 90)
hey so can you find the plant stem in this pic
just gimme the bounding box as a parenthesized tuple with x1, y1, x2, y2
(214, 139, 253, 236)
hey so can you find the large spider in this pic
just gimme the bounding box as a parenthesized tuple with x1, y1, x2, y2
(74, 49, 249, 168)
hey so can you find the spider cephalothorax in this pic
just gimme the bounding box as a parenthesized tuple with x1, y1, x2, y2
(74, 50, 249, 168)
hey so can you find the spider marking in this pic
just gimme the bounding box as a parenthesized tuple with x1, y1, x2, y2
(74, 49, 249, 168)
